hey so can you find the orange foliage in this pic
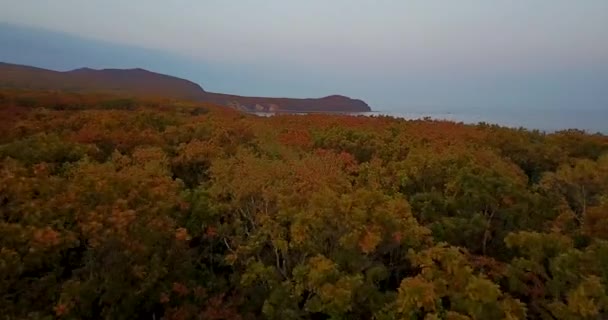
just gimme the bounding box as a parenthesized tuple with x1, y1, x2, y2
(1, 89, 608, 319)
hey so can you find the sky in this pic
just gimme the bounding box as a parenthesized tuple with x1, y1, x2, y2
(1, 0, 607, 111)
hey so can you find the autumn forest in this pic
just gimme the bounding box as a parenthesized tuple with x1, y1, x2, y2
(1, 89, 608, 319)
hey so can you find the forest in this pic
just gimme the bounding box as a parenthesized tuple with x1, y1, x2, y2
(1, 89, 608, 319)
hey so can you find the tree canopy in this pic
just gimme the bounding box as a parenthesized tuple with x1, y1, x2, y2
(1, 90, 607, 319)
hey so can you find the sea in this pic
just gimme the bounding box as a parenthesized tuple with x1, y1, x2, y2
(253, 108, 608, 134)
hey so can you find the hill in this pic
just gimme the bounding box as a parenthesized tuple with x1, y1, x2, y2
(0, 62, 206, 100)
(0, 62, 371, 112)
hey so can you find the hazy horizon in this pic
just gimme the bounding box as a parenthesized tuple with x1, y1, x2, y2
(1, 1, 608, 112)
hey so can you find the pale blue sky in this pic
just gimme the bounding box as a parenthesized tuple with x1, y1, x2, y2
(1, 0, 607, 110)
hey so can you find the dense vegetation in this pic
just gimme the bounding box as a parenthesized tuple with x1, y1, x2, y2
(1, 90, 608, 319)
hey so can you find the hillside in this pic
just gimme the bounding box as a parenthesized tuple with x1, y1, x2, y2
(0, 62, 206, 100)
(0, 62, 371, 112)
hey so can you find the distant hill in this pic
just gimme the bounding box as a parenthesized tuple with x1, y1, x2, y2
(0, 62, 206, 100)
(0, 62, 371, 112)
(202, 92, 371, 113)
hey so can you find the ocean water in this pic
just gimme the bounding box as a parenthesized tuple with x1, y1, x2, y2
(254, 108, 607, 134)
(367, 108, 607, 134)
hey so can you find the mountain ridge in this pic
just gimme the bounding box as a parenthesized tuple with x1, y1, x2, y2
(0, 62, 371, 112)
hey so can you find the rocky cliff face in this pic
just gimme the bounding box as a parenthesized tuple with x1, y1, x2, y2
(0, 62, 372, 112)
